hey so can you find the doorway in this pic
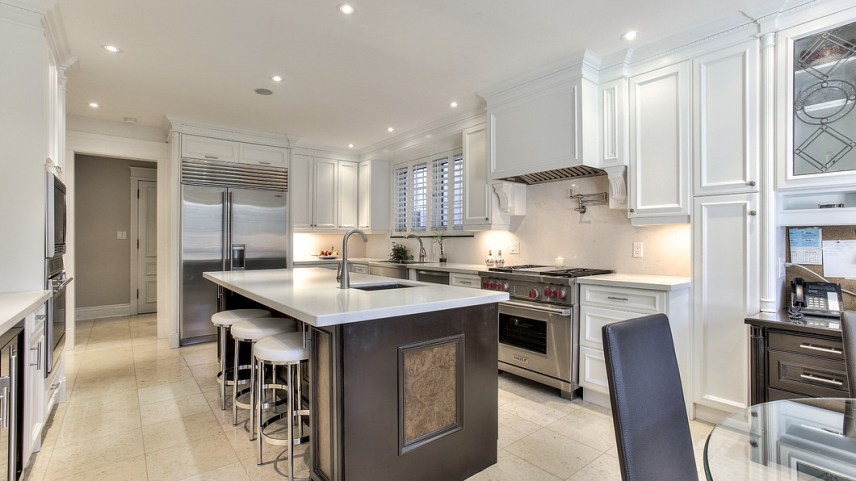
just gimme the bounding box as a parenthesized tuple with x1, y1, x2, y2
(130, 168, 157, 314)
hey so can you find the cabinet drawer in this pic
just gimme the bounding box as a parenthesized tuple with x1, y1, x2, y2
(580, 306, 643, 349)
(181, 135, 239, 162)
(580, 284, 665, 313)
(450, 273, 481, 288)
(240, 144, 287, 167)
(349, 263, 369, 274)
(580, 346, 609, 394)
(768, 331, 845, 361)
(768, 350, 848, 398)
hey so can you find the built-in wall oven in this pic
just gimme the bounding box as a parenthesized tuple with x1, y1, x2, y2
(45, 173, 66, 258)
(45, 257, 69, 377)
(479, 265, 612, 399)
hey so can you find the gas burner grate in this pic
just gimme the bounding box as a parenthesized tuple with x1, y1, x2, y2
(489, 264, 548, 272)
(541, 268, 614, 278)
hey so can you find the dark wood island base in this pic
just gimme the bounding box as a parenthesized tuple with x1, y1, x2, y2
(310, 304, 499, 481)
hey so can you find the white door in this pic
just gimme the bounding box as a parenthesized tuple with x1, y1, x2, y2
(629, 62, 691, 220)
(313, 158, 338, 230)
(137, 180, 157, 313)
(693, 41, 760, 196)
(693, 193, 758, 417)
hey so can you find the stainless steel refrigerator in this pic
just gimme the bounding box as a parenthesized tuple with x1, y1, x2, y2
(179, 159, 289, 345)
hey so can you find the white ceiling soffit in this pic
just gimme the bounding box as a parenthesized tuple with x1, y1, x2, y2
(58, 0, 790, 150)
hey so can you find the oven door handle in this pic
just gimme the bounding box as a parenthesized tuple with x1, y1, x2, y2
(501, 300, 571, 316)
(52, 276, 73, 291)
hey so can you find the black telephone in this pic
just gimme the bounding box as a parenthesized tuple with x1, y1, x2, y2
(791, 277, 844, 318)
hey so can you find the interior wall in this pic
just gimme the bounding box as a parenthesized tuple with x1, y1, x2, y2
(0, 16, 48, 293)
(366, 175, 692, 276)
(75, 154, 155, 308)
(293, 232, 367, 262)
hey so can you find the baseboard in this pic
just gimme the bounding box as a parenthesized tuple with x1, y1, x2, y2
(75, 303, 131, 321)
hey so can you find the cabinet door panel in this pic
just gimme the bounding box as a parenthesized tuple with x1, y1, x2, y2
(240, 144, 287, 167)
(358, 162, 371, 229)
(694, 41, 759, 196)
(629, 62, 691, 219)
(338, 162, 358, 229)
(290, 154, 314, 229)
(181, 135, 239, 162)
(313, 158, 338, 230)
(693, 193, 758, 413)
(463, 124, 490, 228)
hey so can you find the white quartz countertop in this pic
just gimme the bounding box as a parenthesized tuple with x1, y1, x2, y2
(0, 290, 51, 334)
(577, 273, 692, 291)
(203, 268, 507, 327)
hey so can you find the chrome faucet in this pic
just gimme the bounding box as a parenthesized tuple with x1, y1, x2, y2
(405, 233, 427, 263)
(338, 228, 368, 289)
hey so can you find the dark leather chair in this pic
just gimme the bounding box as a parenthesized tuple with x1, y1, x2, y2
(843, 311, 856, 397)
(602, 313, 698, 481)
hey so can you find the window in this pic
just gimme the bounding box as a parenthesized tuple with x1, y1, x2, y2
(393, 150, 464, 234)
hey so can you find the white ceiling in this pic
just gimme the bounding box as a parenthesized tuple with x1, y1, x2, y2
(58, 0, 772, 150)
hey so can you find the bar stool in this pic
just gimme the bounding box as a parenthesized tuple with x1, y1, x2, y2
(211, 309, 270, 410)
(253, 331, 310, 479)
(231, 317, 297, 437)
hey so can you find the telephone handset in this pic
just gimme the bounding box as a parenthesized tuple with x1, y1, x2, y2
(790, 277, 844, 318)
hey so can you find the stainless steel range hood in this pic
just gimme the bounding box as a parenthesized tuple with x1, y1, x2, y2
(497, 165, 606, 185)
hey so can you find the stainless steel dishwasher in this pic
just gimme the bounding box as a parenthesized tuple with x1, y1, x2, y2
(414, 269, 450, 284)
(368, 264, 408, 279)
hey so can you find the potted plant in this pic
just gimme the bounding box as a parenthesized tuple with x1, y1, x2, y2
(389, 242, 412, 262)
(433, 233, 447, 263)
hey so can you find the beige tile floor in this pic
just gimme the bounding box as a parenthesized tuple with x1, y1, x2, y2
(22, 314, 714, 481)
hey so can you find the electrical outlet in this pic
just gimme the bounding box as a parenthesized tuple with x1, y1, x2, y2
(509, 242, 520, 254)
(632, 241, 643, 258)
(117, 231, 127, 240)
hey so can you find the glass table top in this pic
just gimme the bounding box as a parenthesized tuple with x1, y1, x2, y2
(704, 398, 856, 481)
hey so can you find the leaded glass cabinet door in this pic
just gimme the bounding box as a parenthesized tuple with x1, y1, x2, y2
(793, 21, 856, 176)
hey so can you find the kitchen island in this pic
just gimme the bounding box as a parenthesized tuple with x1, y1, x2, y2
(204, 268, 508, 481)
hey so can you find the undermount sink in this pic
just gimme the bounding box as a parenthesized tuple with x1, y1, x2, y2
(351, 283, 415, 291)
(378, 260, 426, 265)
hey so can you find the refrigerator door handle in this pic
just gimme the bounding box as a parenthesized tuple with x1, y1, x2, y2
(228, 191, 235, 270)
(222, 191, 229, 272)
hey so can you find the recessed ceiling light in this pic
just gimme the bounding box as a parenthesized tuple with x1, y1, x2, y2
(339, 3, 355, 14)
(254, 88, 274, 96)
(88, 102, 100, 108)
(271, 75, 283, 82)
(450, 101, 458, 108)
(620, 30, 638, 41)
(348, 143, 355, 148)
(387, 127, 395, 133)
(102, 45, 121, 53)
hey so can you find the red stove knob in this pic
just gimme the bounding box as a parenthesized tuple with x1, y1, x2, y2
(544, 287, 553, 298)
(500, 282, 509, 291)
(528, 289, 540, 299)
(482, 280, 490, 289)
(554, 288, 567, 298)
(489, 281, 498, 290)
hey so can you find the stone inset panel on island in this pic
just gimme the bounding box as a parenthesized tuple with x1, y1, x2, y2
(398, 335, 463, 453)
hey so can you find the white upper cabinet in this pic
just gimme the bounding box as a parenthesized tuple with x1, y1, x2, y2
(693, 41, 760, 196)
(598, 78, 629, 169)
(628, 61, 692, 224)
(357, 160, 390, 232)
(240, 143, 288, 168)
(181, 135, 240, 162)
(291, 154, 358, 232)
(463, 124, 525, 230)
(337, 161, 358, 229)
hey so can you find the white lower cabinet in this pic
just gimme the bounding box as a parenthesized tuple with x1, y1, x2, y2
(449, 273, 481, 288)
(24, 304, 47, 462)
(692, 193, 758, 422)
(577, 279, 692, 415)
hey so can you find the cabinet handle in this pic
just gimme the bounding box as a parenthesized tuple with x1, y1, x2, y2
(628, 208, 635, 213)
(800, 373, 843, 386)
(258, 161, 271, 165)
(748, 180, 757, 187)
(607, 296, 629, 301)
(35, 314, 46, 321)
(799, 343, 843, 355)
(30, 343, 41, 370)
(748, 210, 757, 216)
(204, 155, 219, 160)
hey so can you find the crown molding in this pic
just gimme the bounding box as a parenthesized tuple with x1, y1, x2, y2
(0, 0, 53, 27)
(43, 4, 76, 69)
(165, 116, 291, 148)
(477, 50, 601, 102)
(358, 109, 486, 162)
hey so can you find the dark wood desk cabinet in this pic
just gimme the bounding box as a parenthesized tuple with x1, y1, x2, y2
(746, 312, 848, 404)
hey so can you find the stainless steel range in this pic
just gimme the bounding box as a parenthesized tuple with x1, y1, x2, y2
(478, 265, 612, 399)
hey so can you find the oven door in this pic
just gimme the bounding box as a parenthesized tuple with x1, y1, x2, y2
(497, 300, 576, 386)
(47, 276, 70, 376)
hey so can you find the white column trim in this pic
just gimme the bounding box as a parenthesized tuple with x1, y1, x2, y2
(759, 32, 779, 313)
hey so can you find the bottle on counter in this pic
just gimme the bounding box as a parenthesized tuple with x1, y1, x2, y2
(485, 250, 495, 267)
(495, 250, 505, 267)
